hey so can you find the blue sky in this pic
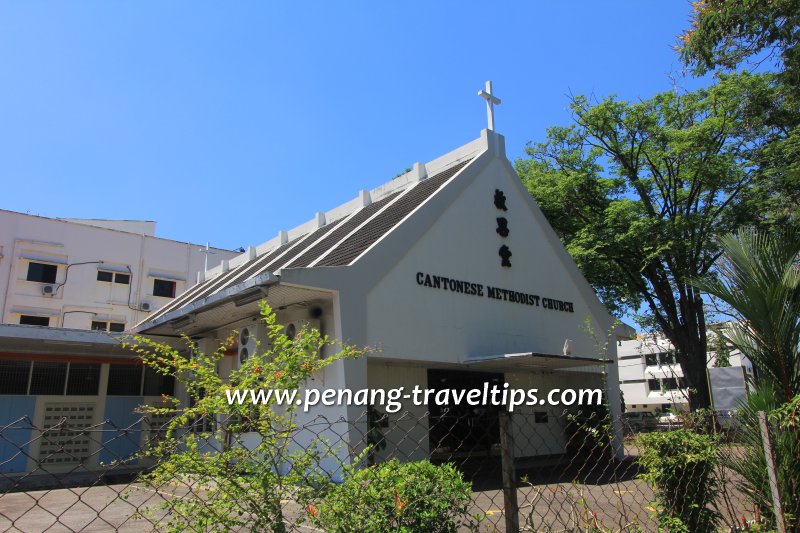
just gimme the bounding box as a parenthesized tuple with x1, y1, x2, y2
(0, 2, 705, 250)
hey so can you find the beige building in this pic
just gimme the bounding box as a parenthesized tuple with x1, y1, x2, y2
(0, 210, 235, 331)
(0, 211, 236, 478)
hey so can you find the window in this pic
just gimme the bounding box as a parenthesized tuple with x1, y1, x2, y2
(30, 362, 68, 395)
(143, 367, 175, 396)
(97, 271, 130, 284)
(663, 377, 679, 390)
(66, 364, 100, 395)
(153, 279, 176, 298)
(91, 321, 125, 332)
(0, 361, 31, 394)
(107, 364, 175, 396)
(107, 365, 143, 395)
(647, 378, 660, 392)
(27, 262, 57, 284)
(20, 315, 50, 326)
(645, 353, 658, 366)
(0, 361, 101, 395)
(659, 352, 676, 365)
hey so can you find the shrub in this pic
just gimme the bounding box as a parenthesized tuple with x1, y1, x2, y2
(127, 303, 366, 532)
(311, 459, 478, 533)
(638, 429, 719, 533)
(724, 387, 800, 531)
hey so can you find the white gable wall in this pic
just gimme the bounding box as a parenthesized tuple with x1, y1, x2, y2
(364, 154, 611, 364)
(278, 130, 624, 457)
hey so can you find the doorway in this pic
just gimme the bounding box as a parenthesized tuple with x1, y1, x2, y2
(427, 369, 503, 457)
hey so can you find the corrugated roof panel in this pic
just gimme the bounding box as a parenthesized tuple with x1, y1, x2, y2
(263, 218, 343, 272)
(222, 238, 301, 287)
(149, 278, 209, 320)
(147, 238, 300, 322)
(285, 191, 402, 268)
(142, 157, 473, 326)
(316, 159, 471, 267)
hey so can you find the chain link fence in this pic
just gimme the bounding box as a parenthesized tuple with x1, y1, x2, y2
(0, 407, 795, 532)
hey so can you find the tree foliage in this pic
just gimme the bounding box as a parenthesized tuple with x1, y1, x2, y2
(692, 229, 800, 528)
(679, 0, 800, 87)
(516, 74, 777, 409)
(692, 228, 800, 401)
(679, 0, 800, 223)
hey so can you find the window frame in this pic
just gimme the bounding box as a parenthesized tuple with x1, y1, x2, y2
(97, 270, 131, 285)
(153, 278, 177, 298)
(0, 361, 102, 396)
(91, 320, 126, 332)
(26, 261, 58, 284)
(106, 363, 175, 396)
(19, 315, 50, 326)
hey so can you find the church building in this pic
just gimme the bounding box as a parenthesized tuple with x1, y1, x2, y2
(136, 113, 626, 462)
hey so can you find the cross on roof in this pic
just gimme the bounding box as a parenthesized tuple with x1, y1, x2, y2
(478, 80, 501, 131)
(199, 242, 216, 271)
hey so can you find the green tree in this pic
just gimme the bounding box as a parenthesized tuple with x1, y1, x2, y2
(678, 0, 800, 90)
(709, 328, 732, 367)
(679, 0, 800, 223)
(516, 74, 775, 410)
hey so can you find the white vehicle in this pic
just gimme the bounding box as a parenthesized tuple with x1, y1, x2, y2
(657, 412, 681, 428)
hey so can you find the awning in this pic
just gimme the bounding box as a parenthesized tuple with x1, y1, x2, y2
(0, 324, 141, 359)
(462, 351, 607, 372)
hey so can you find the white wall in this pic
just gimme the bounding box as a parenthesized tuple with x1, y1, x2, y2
(0, 210, 237, 331)
(279, 131, 623, 456)
(506, 370, 605, 457)
(367, 362, 429, 462)
(365, 156, 610, 364)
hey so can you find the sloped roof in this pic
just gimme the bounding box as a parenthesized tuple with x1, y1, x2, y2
(142, 158, 474, 325)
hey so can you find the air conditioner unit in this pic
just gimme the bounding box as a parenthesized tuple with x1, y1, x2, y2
(284, 318, 322, 340)
(42, 284, 56, 295)
(140, 302, 152, 312)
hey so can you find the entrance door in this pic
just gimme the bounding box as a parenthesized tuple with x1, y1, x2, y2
(427, 369, 503, 456)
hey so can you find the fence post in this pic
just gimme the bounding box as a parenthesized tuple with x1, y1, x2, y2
(758, 411, 786, 533)
(498, 411, 519, 533)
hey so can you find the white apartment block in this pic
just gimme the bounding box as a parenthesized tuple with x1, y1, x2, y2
(0, 209, 237, 331)
(0, 209, 238, 478)
(618, 329, 752, 413)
